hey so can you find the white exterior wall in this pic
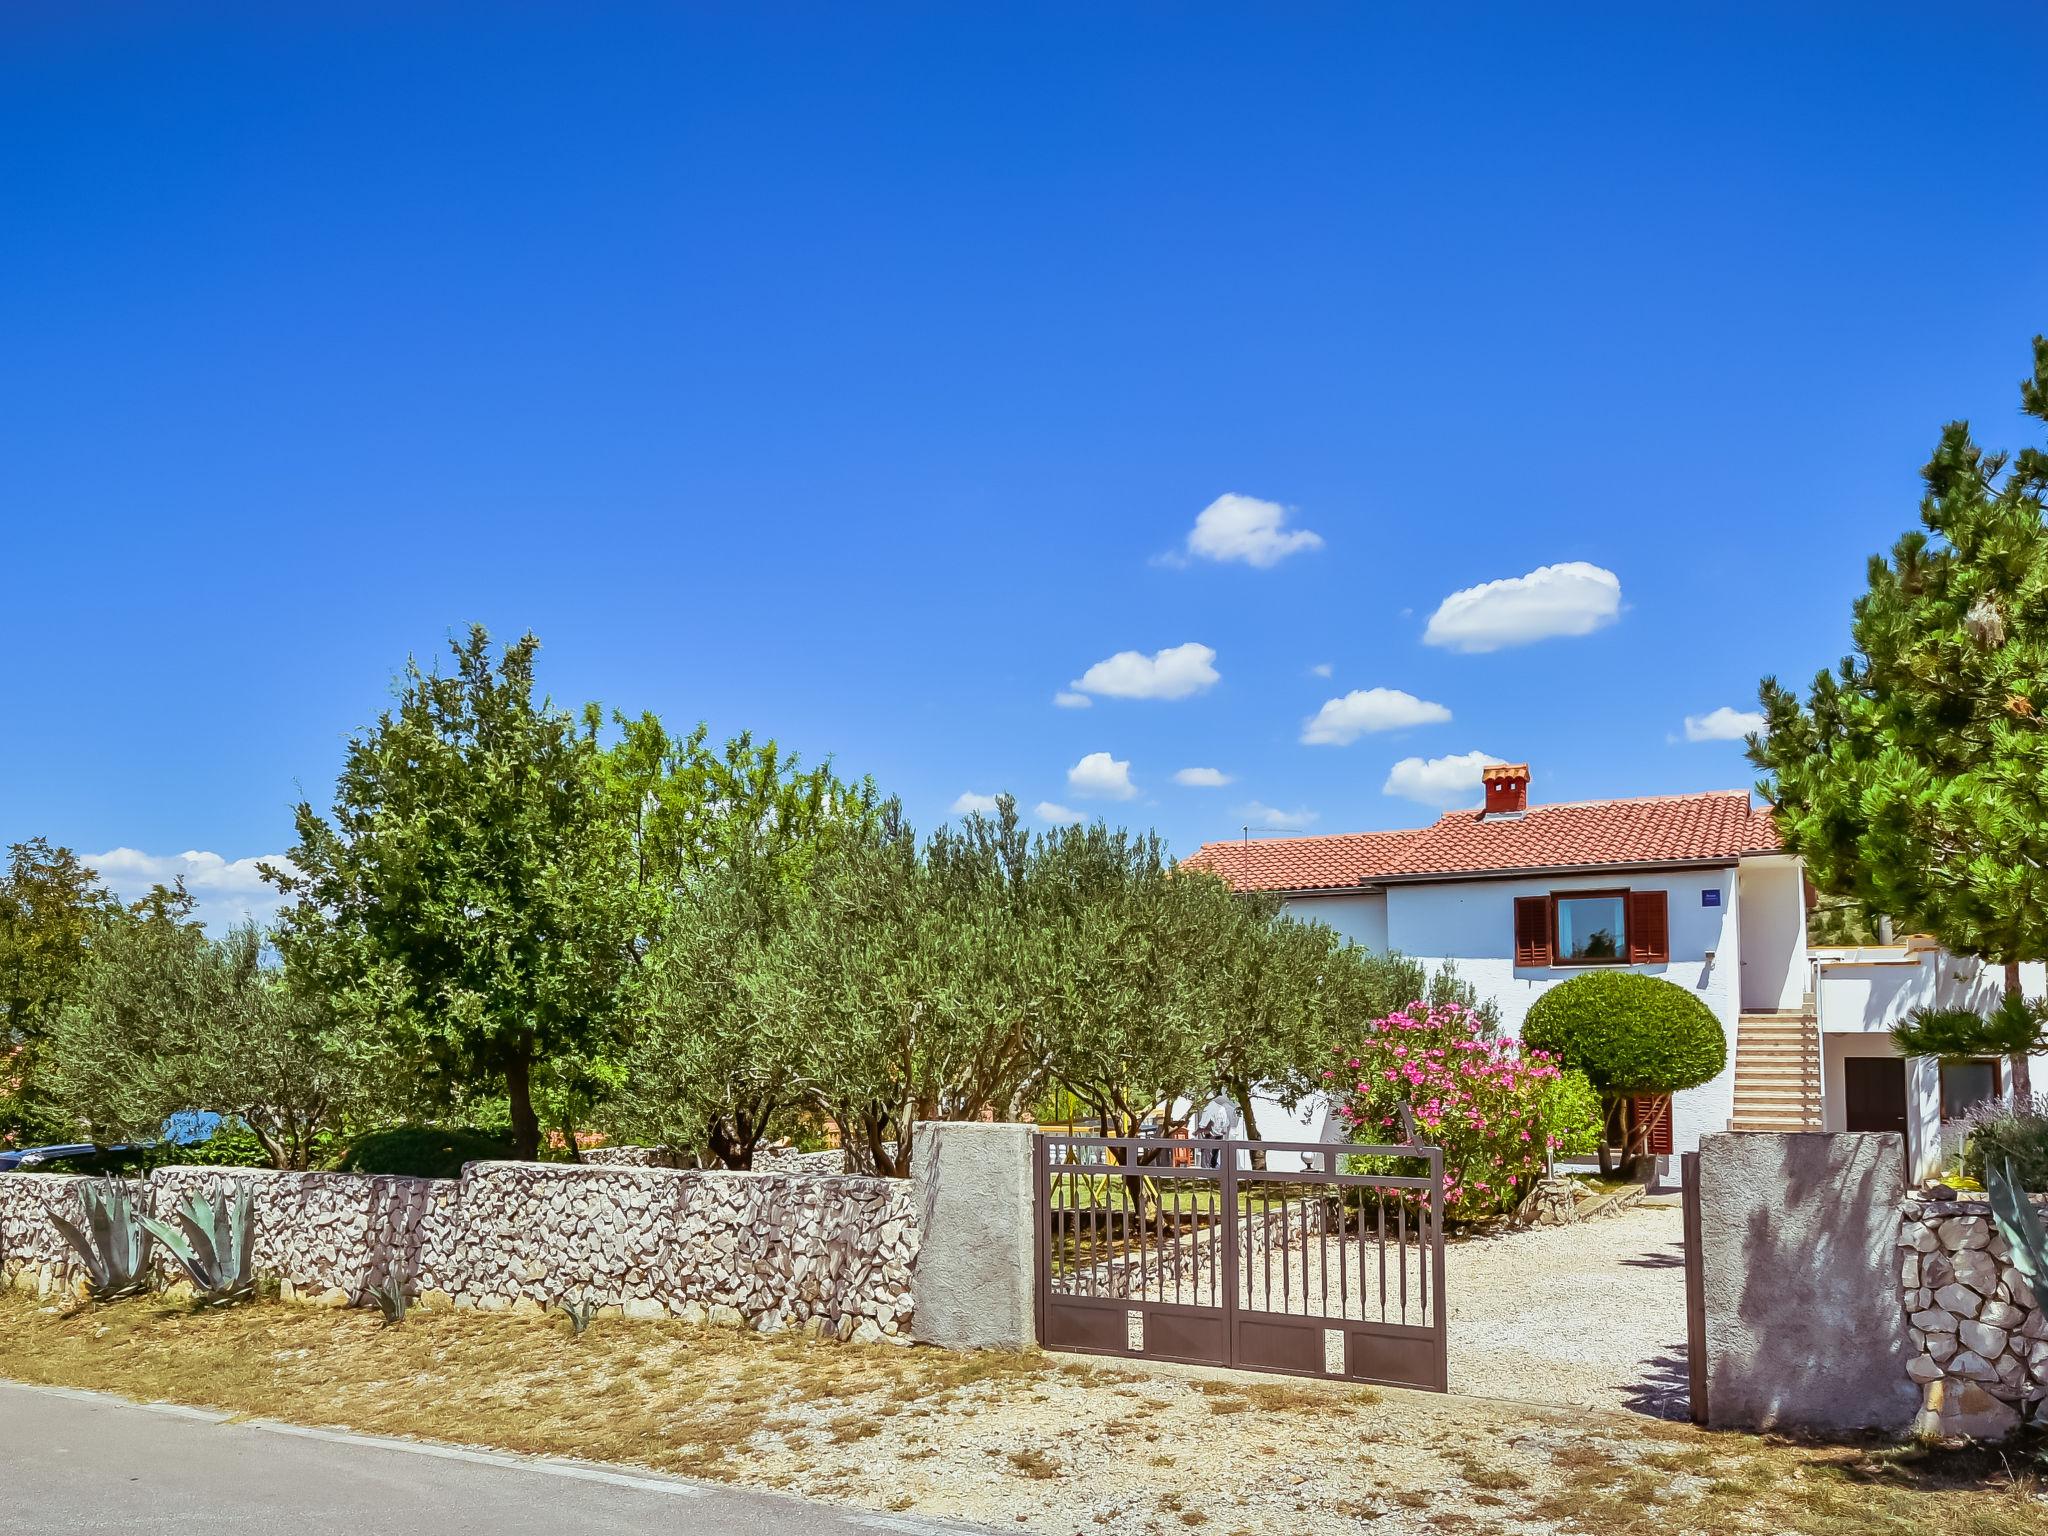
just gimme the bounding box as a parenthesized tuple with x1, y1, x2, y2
(1362, 865, 1742, 1154)
(1737, 855, 1807, 1010)
(1292, 891, 1387, 953)
(1815, 947, 2048, 1179)
(1811, 946, 2041, 1033)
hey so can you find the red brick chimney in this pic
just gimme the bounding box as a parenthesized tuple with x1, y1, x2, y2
(1481, 763, 1530, 817)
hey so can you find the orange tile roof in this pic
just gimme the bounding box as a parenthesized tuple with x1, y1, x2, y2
(1177, 830, 1424, 893)
(1182, 790, 1784, 892)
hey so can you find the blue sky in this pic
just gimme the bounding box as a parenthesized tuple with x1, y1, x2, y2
(3, 4, 2045, 929)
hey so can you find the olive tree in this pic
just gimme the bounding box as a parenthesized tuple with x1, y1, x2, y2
(601, 718, 881, 1168)
(47, 916, 363, 1170)
(751, 800, 1049, 1176)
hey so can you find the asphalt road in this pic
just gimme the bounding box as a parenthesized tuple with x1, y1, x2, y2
(0, 1380, 995, 1535)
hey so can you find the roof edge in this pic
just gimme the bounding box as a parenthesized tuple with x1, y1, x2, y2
(1369, 855, 1741, 887)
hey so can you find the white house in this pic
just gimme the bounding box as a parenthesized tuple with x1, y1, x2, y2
(1184, 762, 2043, 1173)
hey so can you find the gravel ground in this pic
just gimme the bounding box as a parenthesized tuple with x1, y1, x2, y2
(1447, 1203, 1689, 1418)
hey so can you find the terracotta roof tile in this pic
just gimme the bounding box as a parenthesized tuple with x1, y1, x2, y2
(1183, 790, 1782, 893)
(1178, 830, 1422, 892)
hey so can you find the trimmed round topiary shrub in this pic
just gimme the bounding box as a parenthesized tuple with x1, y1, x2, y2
(336, 1124, 512, 1180)
(1523, 972, 1726, 1174)
(1521, 970, 1727, 1095)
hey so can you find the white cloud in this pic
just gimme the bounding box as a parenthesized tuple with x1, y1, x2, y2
(1240, 801, 1318, 831)
(1308, 662, 1333, 678)
(1381, 750, 1501, 809)
(86, 848, 295, 935)
(1683, 706, 1766, 743)
(1173, 767, 1233, 788)
(1422, 561, 1623, 653)
(1035, 801, 1085, 826)
(1178, 493, 1324, 568)
(1300, 688, 1452, 746)
(1052, 690, 1093, 709)
(949, 792, 1002, 816)
(1069, 642, 1219, 702)
(1067, 751, 1137, 800)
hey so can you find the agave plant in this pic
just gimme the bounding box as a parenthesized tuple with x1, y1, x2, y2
(367, 1278, 408, 1328)
(1987, 1156, 2048, 1286)
(47, 1179, 154, 1302)
(140, 1185, 256, 1305)
(556, 1294, 600, 1338)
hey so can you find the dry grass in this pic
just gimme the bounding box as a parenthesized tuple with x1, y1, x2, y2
(1525, 1427, 2048, 1536)
(0, 1291, 1044, 1482)
(1, 1292, 2044, 1535)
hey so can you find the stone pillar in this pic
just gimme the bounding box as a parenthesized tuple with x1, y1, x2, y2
(909, 1121, 1035, 1351)
(1697, 1131, 1920, 1434)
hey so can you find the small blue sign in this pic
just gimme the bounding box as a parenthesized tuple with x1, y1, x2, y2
(1702, 889, 1722, 908)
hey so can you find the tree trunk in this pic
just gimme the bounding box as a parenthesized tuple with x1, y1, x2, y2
(705, 1112, 754, 1170)
(1596, 1099, 1623, 1178)
(505, 1034, 540, 1162)
(247, 1115, 290, 1172)
(2006, 961, 2033, 1102)
(1225, 1080, 1265, 1171)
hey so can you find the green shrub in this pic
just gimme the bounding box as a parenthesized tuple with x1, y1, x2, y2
(1521, 971, 1727, 1095)
(1961, 1098, 2048, 1191)
(336, 1124, 512, 1180)
(165, 1123, 284, 1169)
(1539, 1069, 1604, 1160)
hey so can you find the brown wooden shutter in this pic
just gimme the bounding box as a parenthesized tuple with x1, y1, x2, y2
(1629, 1094, 1674, 1156)
(1513, 895, 1552, 967)
(1628, 889, 1669, 964)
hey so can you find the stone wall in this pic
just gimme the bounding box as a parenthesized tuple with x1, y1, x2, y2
(580, 1145, 847, 1176)
(581, 1145, 686, 1168)
(149, 1167, 452, 1307)
(0, 1160, 918, 1340)
(1898, 1184, 2048, 1438)
(0, 1172, 98, 1295)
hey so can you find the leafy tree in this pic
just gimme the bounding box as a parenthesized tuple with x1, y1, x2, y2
(751, 800, 1050, 1176)
(46, 916, 361, 1170)
(1032, 822, 1224, 1187)
(601, 720, 880, 1168)
(0, 839, 126, 1144)
(266, 627, 644, 1160)
(616, 862, 805, 1168)
(1522, 970, 1726, 1176)
(1185, 881, 1341, 1164)
(1753, 336, 2048, 1094)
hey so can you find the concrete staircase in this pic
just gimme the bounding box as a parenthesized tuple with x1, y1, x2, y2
(1731, 1008, 1823, 1132)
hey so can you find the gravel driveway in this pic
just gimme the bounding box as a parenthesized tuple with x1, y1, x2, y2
(1446, 1203, 1689, 1418)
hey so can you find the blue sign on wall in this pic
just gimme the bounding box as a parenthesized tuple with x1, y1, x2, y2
(1702, 889, 1722, 908)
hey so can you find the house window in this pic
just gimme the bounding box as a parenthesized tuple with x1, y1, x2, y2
(1555, 894, 1628, 964)
(1939, 1058, 2002, 1119)
(1514, 888, 1670, 968)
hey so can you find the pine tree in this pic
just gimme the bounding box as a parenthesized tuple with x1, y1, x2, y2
(1752, 336, 2048, 1093)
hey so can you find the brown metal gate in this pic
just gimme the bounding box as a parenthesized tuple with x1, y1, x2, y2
(1033, 1134, 1447, 1391)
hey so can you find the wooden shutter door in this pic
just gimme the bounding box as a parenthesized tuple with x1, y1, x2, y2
(1628, 890, 1669, 964)
(1513, 895, 1552, 967)
(1630, 1094, 1674, 1156)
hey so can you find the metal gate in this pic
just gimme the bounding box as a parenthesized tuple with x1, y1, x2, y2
(1033, 1134, 1447, 1391)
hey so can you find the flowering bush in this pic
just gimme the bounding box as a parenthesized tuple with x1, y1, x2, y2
(1324, 1001, 1597, 1222)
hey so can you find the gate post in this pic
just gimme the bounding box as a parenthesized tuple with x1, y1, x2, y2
(1681, 1150, 1707, 1425)
(909, 1121, 1037, 1351)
